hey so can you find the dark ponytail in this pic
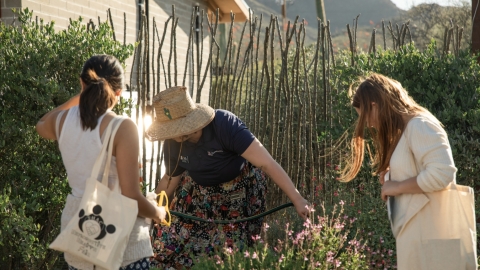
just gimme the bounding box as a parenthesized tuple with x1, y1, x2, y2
(79, 55, 124, 130)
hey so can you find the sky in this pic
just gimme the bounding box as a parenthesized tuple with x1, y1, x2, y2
(390, 0, 463, 10)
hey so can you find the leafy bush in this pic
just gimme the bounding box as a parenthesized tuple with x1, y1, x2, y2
(334, 41, 480, 187)
(0, 8, 134, 269)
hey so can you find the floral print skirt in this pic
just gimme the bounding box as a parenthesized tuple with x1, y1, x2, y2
(68, 257, 150, 270)
(150, 161, 267, 269)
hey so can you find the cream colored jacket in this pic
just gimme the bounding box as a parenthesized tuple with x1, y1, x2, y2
(389, 114, 476, 269)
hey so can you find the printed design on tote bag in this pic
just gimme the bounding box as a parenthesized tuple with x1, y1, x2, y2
(78, 205, 116, 240)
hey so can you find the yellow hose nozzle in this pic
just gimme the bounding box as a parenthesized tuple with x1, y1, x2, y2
(156, 191, 171, 227)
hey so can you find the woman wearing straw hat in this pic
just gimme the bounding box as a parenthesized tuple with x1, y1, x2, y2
(147, 86, 310, 269)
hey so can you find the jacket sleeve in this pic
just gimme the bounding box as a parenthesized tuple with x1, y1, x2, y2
(406, 116, 457, 192)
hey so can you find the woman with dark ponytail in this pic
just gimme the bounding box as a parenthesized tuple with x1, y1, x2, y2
(36, 55, 164, 270)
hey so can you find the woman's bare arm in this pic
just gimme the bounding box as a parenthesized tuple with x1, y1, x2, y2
(36, 94, 80, 140)
(241, 138, 310, 220)
(114, 119, 164, 223)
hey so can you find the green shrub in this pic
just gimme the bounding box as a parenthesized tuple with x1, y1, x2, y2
(335, 40, 480, 210)
(0, 8, 134, 269)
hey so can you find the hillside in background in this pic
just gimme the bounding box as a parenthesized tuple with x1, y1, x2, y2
(243, 0, 404, 48)
(245, 0, 402, 33)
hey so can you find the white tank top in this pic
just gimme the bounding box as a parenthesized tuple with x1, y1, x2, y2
(57, 106, 118, 198)
(57, 107, 153, 268)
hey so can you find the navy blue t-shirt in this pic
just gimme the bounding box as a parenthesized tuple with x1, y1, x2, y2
(164, 109, 256, 186)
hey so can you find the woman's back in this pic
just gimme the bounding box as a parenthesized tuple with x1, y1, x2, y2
(58, 106, 118, 197)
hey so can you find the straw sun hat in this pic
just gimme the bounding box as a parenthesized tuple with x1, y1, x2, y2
(146, 86, 215, 141)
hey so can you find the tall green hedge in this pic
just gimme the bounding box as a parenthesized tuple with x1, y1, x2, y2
(335, 42, 480, 187)
(0, 9, 134, 269)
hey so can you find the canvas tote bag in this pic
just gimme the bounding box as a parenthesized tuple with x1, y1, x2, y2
(386, 166, 477, 269)
(50, 117, 138, 270)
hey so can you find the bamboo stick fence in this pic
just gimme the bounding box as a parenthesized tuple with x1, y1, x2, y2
(119, 6, 464, 211)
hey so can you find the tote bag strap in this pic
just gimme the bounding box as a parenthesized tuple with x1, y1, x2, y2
(55, 110, 67, 140)
(100, 117, 125, 187)
(89, 117, 118, 181)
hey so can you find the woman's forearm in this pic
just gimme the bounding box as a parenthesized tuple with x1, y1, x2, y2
(136, 193, 159, 218)
(381, 176, 424, 201)
(36, 94, 81, 140)
(397, 176, 424, 194)
(241, 139, 310, 218)
(241, 139, 304, 203)
(261, 161, 304, 204)
(39, 94, 80, 121)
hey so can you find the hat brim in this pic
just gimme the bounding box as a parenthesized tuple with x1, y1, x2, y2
(146, 104, 215, 141)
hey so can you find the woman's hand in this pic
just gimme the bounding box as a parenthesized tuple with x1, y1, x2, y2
(381, 181, 401, 201)
(293, 197, 311, 220)
(380, 177, 423, 201)
(153, 206, 167, 224)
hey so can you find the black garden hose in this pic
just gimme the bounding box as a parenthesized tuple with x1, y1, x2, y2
(169, 202, 294, 224)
